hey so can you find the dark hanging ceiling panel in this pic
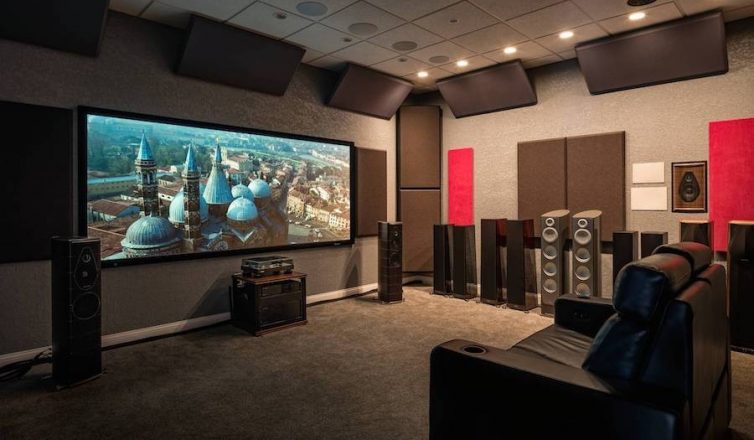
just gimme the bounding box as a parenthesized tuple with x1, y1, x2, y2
(0, 0, 109, 56)
(328, 64, 413, 120)
(436, 61, 537, 118)
(576, 11, 728, 95)
(176, 15, 305, 96)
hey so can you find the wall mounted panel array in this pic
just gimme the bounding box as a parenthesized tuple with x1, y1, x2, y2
(355, 148, 387, 237)
(517, 138, 567, 236)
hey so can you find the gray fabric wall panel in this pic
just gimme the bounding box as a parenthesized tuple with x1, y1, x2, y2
(517, 137, 567, 235)
(356, 147, 387, 237)
(400, 190, 440, 272)
(398, 106, 441, 189)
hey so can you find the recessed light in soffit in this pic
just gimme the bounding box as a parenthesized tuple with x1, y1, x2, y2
(348, 22, 379, 36)
(392, 41, 418, 51)
(297, 1, 328, 17)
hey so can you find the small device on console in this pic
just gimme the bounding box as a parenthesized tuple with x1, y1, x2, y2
(241, 256, 294, 278)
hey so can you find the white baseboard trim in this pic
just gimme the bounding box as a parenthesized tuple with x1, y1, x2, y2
(306, 282, 378, 305)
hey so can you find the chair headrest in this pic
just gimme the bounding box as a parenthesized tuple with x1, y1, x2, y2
(653, 242, 712, 275)
(613, 253, 691, 322)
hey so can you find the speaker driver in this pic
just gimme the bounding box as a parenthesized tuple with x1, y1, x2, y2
(545, 217, 555, 227)
(72, 293, 101, 320)
(543, 279, 558, 294)
(575, 283, 591, 297)
(575, 265, 592, 281)
(577, 219, 588, 228)
(543, 262, 558, 277)
(543, 245, 558, 260)
(575, 247, 591, 263)
(542, 227, 558, 243)
(574, 229, 592, 245)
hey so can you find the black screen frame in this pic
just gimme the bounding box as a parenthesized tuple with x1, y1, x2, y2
(78, 106, 356, 268)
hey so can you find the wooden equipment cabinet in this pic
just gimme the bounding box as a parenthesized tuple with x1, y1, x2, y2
(230, 272, 307, 336)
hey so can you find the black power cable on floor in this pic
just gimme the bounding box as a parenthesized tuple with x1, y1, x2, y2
(0, 349, 52, 382)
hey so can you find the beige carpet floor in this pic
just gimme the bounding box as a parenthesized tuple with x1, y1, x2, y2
(1, 287, 753, 439)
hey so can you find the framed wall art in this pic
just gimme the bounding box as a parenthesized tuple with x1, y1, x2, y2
(672, 161, 707, 213)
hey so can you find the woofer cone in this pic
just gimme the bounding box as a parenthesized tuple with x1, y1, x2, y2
(542, 227, 558, 243)
(575, 283, 592, 297)
(543, 245, 558, 260)
(543, 279, 558, 294)
(543, 262, 558, 277)
(575, 265, 591, 281)
(574, 229, 592, 245)
(575, 247, 591, 263)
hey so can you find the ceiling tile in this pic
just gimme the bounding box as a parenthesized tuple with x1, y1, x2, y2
(469, 0, 562, 21)
(441, 54, 497, 74)
(559, 48, 576, 59)
(110, 0, 151, 16)
(307, 54, 347, 70)
(724, 4, 754, 21)
(414, 2, 498, 39)
(368, 23, 444, 52)
(142, 2, 192, 28)
(571, 0, 672, 21)
(371, 56, 431, 76)
(159, 0, 253, 20)
(229, 3, 314, 38)
(285, 23, 360, 53)
(262, 0, 358, 20)
(365, 0, 460, 21)
(330, 41, 398, 65)
(407, 40, 475, 65)
(522, 53, 562, 68)
(599, 2, 682, 34)
(403, 66, 454, 85)
(321, 1, 404, 37)
(674, 0, 754, 15)
(302, 48, 326, 62)
(452, 22, 528, 53)
(535, 23, 606, 53)
(507, 1, 593, 39)
(483, 40, 553, 63)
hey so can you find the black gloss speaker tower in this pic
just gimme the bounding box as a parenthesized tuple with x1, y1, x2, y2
(613, 231, 639, 283)
(729, 221, 754, 351)
(433, 224, 452, 295)
(571, 210, 602, 298)
(51, 237, 102, 388)
(506, 219, 537, 311)
(641, 231, 668, 258)
(680, 220, 714, 249)
(452, 225, 477, 299)
(378, 222, 403, 303)
(480, 219, 507, 305)
(540, 210, 569, 315)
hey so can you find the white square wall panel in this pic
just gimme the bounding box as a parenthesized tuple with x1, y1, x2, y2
(631, 187, 668, 211)
(632, 162, 665, 184)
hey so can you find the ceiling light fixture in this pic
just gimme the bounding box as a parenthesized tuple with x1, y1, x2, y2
(628, 11, 646, 21)
(417, 71, 429, 78)
(559, 30, 574, 39)
(456, 59, 468, 67)
(504, 46, 517, 55)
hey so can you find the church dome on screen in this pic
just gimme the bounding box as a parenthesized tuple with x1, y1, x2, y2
(226, 197, 258, 222)
(248, 179, 271, 198)
(122, 216, 182, 250)
(168, 188, 209, 225)
(231, 184, 253, 200)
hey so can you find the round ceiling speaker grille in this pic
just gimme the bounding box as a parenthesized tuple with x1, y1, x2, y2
(627, 0, 657, 6)
(545, 217, 555, 227)
(296, 1, 328, 16)
(348, 22, 378, 35)
(544, 262, 558, 277)
(429, 55, 450, 64)
(575, 283, 592, 297)
(574, 229, 592, 245)
(392, 41, 418, 51)
(542, 227, 559, 243)
(575, 265, 592, 281)
(575, 247, 591, 263)
(577, 218, 588, 228)
(543, 279, 558, 294)
(543, 245, 558, 260)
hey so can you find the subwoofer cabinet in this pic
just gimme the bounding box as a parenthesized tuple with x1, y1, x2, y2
(680, 220, 714, 249)
(480, 219, 507, 305)
(613, 231, 639, 283)
(231, 272, 307, 336)
(572, 210, 602, 298)
(378, 222, 403, 303)
(540, 210, 569, 315)
(507, 219, 537, 311)
(641, 231, 668, 258)
(729, 221, 754, 352)
(452, 225, 477, 300)
(433, 224, 452, 295)
(51, 237, 102, 388)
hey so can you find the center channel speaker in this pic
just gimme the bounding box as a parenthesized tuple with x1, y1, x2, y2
(641, 231, 668, 258)
(729, 221, 754, 351)
(378, 222, 403, 303)
(540, 210, 569, 315)
(480, 219, 507, 305)
(571, 210, 602, 298)
(433, 224, 452, 295)
(51, 236, 102, 388)
(680, 220, 714, 249)
(507, 219, 537, 311)
(452, 225, 477, 300)
(613, 231, 639, 283)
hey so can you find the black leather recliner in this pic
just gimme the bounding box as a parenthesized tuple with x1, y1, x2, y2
(430, 242, 730, 440)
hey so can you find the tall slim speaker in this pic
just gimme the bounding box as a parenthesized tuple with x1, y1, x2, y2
(729, 221, 754, 351)
(452, 225, 477, 300)
(641, 231, 668, 258)
(680, 220, 714, 249)
(613, 231, 639, 283)
(378, 222, 403, 303)
(540, 210, 569, 315)
(507, 219, 537, 310)
(480, 219, 507, 305)
(433, 224, 452, 295)
(572, 210, 602, 298)
(51, 236, 102, 388)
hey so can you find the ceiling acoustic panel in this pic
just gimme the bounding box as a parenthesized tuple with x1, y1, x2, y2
(328, 64, 413, 119)
(576, 11, 728, 95)
(176, 15, 304, 95)
(436, 61, 537, 118)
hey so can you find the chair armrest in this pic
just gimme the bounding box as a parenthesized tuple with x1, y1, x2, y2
(554, 294, 616, 337)
(430, 339, 687, 440)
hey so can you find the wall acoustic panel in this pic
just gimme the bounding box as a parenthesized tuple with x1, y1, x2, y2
(398, 106, 441, 188)
(177, 15, 304, 96)
(329, 64, 413, 120)
(0, 100, 74, 263)
(436, 61, 537, 118)
(710, 117, 754, 252)
(566, 132, 626, 240)
(517, 138, 567, 235)
(356, 147, 387, 237)
(576, 12, 727, 95)
(448, 148, 474, 226)
(400, 190, 441, 272)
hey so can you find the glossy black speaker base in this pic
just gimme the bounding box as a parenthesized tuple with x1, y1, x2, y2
(540, 303, 555, 316)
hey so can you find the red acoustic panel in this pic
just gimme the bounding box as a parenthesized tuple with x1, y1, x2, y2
(709, 117, 754, 252)
(448, 148, 474, 226)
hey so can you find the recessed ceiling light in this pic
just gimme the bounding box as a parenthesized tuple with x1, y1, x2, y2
(504, 46, 517, 55)
(628, 11, 646, 21)
(417, 71, 429, 78)
(559, 30, 574, 39)
(456, 59, 469, 67)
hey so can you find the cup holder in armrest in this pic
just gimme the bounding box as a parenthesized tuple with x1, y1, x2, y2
(461, 345, 487, 354)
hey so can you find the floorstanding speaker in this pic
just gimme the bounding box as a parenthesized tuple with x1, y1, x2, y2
(378, 222, 403, 303)
(51, 236, 102, 388)
(641, 231, 668, 258)
(729, 221, 754, 352)
(613, 231, 639, 283)
(480, 219, 507, 305)
(433, 224, 452, 295)
(680, 219, 714, 249)
(507, 219, 537, 311)
(572, 210, 602, 298)
(452, 225, 477, 300)
(540, 210, 570, 315)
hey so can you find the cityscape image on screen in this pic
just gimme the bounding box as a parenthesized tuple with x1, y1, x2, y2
(84, 111, 352, 262)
